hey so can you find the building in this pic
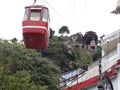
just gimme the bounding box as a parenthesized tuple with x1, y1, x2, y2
(111, 0, 120, 14)
(60, 29, 120, 90)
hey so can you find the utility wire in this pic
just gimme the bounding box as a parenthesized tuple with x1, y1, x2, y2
(72, 0, 81, 31)
(43, 0, 72, 26)
(68, 0, 76, 29)
(68, 0, 81, 32)
(37, 0, 60, 29)
(83, 0, 88, 15)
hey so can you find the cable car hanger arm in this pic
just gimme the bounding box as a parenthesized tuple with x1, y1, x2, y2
(33, 0, 36, 5)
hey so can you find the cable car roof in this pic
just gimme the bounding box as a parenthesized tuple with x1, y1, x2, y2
(25, 5, 48, 9)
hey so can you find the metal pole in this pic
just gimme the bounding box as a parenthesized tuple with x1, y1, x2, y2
(34, 0, 36, 3)
(33, 0, 36, 5)
(98, 36, 104, 89)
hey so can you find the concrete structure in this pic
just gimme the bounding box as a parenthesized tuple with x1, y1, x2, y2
(60, 29, 120, 90)
(111, 0, 120, 14)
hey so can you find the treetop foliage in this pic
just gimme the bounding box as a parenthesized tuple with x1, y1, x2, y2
(0, 30, 101, 90)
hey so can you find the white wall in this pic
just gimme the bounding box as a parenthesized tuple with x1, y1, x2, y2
(117, 43, 120, 58)
(86, 68, 120, 90)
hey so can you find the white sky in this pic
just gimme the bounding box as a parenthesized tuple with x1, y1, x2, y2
(0, 0, 120, 40)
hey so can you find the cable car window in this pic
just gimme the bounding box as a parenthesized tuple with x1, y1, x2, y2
(30, 10, 40, 21)
(23, 8, 29, 21)
(90, 40, 95, 46)
(42, 8, 49, 22)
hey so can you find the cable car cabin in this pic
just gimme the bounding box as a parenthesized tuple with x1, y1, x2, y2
(90, 40, 96, 49)
(22, 5, 50, 49)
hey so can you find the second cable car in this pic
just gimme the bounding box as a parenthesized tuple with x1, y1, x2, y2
(22, 5, 50, 49)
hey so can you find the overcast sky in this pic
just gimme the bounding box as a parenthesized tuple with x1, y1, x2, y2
(0, 0, 120, 40)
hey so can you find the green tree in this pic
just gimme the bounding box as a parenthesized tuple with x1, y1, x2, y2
(76, 33, 83, 44)
(31, 59, 60, 90)
(0, 34, 101, 90)
(10, 38, 18, 43)
(0, 39, 60, 90)
(49, 28, 55, 39)
(0, 70, 46, 90)
(92, 52, 102, 61)
(58, 26, 70, 36)
(74, 49, 93, 70)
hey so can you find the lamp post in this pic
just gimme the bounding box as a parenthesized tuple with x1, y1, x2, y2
(99, 35, 105, 57)
(107, 40, 110, 58)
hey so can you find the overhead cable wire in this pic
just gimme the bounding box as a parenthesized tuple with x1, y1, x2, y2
(83, 0, 90, 33)
(68, 0, 76, 29)
(68, 0, 80, 32)
(72, 0, 81, 31)
(38, 0, 60, 29)
(42, 0, 72, 26)
(83, 0, 88, 15)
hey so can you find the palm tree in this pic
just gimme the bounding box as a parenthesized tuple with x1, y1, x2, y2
(59, 26, 70, 36)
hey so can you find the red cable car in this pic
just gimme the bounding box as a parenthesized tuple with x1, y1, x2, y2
(22, 5, 50, 50)
(90, 40, 96, 49)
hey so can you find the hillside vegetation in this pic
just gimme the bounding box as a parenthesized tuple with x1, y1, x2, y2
(0, 33, 101, 90)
